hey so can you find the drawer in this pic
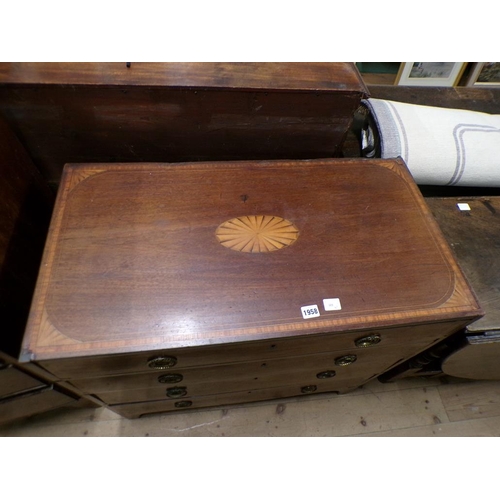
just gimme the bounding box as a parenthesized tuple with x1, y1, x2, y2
(86, 343, 431, 405)
(0, 386, 77, 425)
(0, 365, 45, 399)
(96, 372, 374, 405)
(38, 320, 461, 380)
(109, 376, 376, 419)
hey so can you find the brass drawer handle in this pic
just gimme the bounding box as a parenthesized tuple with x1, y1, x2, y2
(147, 356, 177, 370)
(301, 385, 317, 394)
(175, 401, 192, 408)
(355, 334, 381, 348)
(335, 354, 357, 366)
(158, 373, 183, 384)
(316, 370, 336, 379)
(166, 386, 187, 399)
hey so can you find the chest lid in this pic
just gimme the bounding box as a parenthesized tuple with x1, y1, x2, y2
(22, 158, 482, 361)
(0, 62, 368, 93)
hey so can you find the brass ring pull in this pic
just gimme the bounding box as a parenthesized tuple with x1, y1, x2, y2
(335, 354, 357, 366)
(301, 385, 317, 394)
(166, 386, 187, 399)
(158, 373, 183, 384)
(175, 401, 192, 408)
(147, 356, 177, 370)
(355, 334, 381, 348)
(316, 370, 336, 379)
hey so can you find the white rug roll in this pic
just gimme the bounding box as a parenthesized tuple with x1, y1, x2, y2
(363, 98, 500, 187)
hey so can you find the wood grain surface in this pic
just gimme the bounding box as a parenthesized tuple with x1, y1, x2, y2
(0, 62, 368, 91)
(426, 197, 500, 332)
(67, 343, 432, 398)
(22, 158, 481, 364)
(34, 321, 461, 380)
(0, 62, 367, 186)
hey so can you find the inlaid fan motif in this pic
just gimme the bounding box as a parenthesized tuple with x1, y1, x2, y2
(215, 215, 299, 253)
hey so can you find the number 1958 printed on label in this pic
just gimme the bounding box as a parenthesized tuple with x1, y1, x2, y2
(301, 305, 320, 319)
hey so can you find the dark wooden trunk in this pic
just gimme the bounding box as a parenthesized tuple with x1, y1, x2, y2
(0, 62, 368, 187)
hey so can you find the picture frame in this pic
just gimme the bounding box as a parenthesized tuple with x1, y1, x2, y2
(395, 62, 467, 87)
(466, 62, 500, 86)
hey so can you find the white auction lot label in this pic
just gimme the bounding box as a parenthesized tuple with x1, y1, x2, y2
(301, 305, 320, 319)
(323, 298, 342, 311)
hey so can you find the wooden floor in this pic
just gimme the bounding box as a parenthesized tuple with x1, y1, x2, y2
(1, 375, 500, 437)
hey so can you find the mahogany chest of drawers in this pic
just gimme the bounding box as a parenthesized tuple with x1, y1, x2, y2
(21, 158, 482, 418)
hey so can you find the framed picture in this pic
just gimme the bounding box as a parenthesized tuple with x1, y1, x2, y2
(395, 62, 467, 86)
(466, 62, 500, 86)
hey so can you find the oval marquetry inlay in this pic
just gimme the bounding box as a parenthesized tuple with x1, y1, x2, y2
(215, 215, 299, 253)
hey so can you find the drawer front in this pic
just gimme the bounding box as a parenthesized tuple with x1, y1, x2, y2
(97, 373, 373, 405)
(109, 376, 375, 419)
(72, 342, 427, 401)
(38, 320, 464, 379)
(92, 343, 435, 405)
(0, 365, 45, 398)
(0, 386, 76, 425)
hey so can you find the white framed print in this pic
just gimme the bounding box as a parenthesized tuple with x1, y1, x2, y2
(395, 62, 466, 87)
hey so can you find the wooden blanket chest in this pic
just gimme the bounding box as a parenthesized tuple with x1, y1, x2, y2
(0, 62, 368, 187)
(21, 158, 482, 418)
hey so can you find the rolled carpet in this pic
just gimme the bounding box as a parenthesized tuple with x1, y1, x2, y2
(362, 98, 500, 187)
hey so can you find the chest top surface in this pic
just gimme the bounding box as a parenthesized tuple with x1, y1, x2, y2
(22, 158, 481, 361)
